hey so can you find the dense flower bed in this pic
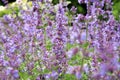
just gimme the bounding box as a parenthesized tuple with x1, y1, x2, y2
(0, 0, 120, 80)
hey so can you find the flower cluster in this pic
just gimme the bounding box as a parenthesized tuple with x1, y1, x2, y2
(0, 0, 120, 80)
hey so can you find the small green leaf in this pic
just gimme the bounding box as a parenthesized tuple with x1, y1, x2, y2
(63, 74, 77, 80)
(82, 42, 89, 49)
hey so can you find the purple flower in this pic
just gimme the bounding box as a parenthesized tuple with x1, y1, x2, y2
(51, 71, 58, 78)
(99, 64, 107, 76)
(75, 72, 82, 79)
(2, 0, 8, 5)
(12, 70, 19, 79)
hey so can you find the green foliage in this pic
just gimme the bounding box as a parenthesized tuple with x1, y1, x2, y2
(63, 74, 77, 80)
(82, 72, 88, 80)
(0, 6, 19, 17)
(68, 52, 82, 66)
(46, 40, 53, 51)
(0, 1, 2, 6)
(66, 43, 78, 50)
(19, 62, 30, 80)
(81, 42, 89, 50)
(52, 0, 59, 5)
(112, 1, 120, 20)
(0, 9, 12, 17)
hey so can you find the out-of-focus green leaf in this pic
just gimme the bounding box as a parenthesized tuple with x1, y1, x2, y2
(63, 74, 77, 80)
(113, 1, 120, 20)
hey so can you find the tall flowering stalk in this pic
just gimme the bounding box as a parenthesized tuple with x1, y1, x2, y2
(52, 2, 68, 74)
(77, 0, 120, 79)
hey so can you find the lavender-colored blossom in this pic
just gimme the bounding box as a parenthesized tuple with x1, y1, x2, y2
(12, 70, 19, 79)
(75, 71, 82, 79)
(0, 0, 119, 79)
(1, 0, 8, 5)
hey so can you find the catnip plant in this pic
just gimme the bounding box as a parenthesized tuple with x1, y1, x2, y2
(0, 0, 120, 80)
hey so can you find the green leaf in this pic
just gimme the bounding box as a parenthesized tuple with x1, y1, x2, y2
(82, 72, 88, 80)
(63, 74, 77, 80)
(66, 43, 78, 50)
(46, 40, 53, 51)
(68, 52, 82, 66)
(82, 42, 89, 49)
(19, 71, 30, 80)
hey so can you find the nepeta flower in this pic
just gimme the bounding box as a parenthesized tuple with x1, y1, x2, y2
(12, 70, 19, 79)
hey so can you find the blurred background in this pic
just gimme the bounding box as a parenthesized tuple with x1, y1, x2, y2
(0, 0, 120, 20)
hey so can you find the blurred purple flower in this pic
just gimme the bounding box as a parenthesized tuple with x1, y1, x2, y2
(12, 70, 19, 79)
